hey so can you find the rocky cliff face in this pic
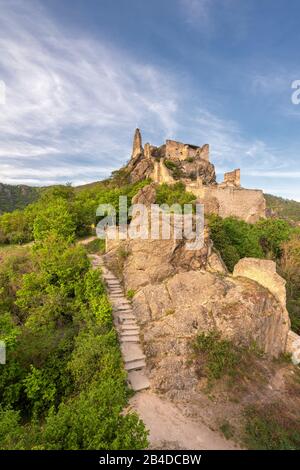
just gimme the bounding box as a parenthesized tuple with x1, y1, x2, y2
(125, 129, 266, 223)
(104, 185, 289, 361)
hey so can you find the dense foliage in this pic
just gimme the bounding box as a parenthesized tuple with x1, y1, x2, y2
(0, 183, 40, 214)
(207, 214, 300, 333)
(0, 179, 150, 245)
(265, 193, 300, 222)
(155, 182, 195, 207)
(0, 185, 148, 450)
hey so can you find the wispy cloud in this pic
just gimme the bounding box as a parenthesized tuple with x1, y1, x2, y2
(0, 0, 178, 185)
(179, 0, 211, 25)
(0, 0, 295, 198)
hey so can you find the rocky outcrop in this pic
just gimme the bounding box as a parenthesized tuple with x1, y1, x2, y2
(127, 270, 289, 395)
(131, 183, 157, 206)
(233, 258, 287, 309)
(105, 235, 290, 357)
(132, 128, 143, 159)
(286, 330, 300, 365)
(124, 129, 266, 223)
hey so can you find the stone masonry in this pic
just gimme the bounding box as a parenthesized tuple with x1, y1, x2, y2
(128, 129, 266, 223)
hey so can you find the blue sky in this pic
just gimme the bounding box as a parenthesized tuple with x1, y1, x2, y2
(1, 0, 300, 199)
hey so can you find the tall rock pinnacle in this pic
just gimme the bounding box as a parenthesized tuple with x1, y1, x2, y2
(132, 128, 143, 158)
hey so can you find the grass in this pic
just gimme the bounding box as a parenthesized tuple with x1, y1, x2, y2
(220, 420, 235, 440)
(243, 403, 300, 450)
(83, 238, 105, 254)
(163, 160, 184, 180)
(126, 289, 136, 300)
(192, 331, 240, 381)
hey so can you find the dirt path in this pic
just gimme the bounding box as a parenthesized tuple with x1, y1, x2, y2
(129, 391, 239, 450)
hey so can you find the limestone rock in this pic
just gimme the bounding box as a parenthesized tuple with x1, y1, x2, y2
(128, 155, 154, 183)
(122, 227, 215, 291)
(132, 128, 143, 158)
(233, 258, 287, 309)
(286, 330, 300, 365)
(131, 183, 157, 206)
(132, 270, 290, 367)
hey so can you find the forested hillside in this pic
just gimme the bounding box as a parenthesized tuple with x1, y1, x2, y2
(0, 183, 39, 214)
(265, 193, 300, 223)
(1, 176, 300, 449)
(0, 178, 149, 450)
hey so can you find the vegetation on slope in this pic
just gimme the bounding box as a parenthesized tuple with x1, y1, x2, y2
(0, 183, 40, 214)
(207, 215, 300, 333)
(0, 179, 150, 245)
(191, 331, 300, 450)
(265, 193, 300, 223)
(0, 183, 148, 450)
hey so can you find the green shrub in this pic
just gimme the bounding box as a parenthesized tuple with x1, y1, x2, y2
(163, 160, 184, 179)
(208, 215, 264, 271)
(126, 289, 136, 300)
(192, 331, 240, 381)
(156, 182, 195, 207)
(84, 238, 105, 254)
(244, 404, 300, 450)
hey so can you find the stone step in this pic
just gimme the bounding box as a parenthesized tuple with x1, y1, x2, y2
(121, 330, 139, 337)
(124, 359, 146, 371)
(121, 324, 140, 331)
(121, 343, 145, 363)
(121, 329, 139, 336)
(120, 336, 140, 343)
(118, 316, 136, 323)
(127, 370, 150, 391)
(122, 318, 138, 326)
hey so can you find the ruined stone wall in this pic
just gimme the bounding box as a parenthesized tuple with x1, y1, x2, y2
(203, 186, 266, 223)
(223, 169, 241, 187)
(165, 140, 209, 162)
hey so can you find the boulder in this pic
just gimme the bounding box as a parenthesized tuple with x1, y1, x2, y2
(233, 258, 287, 309)
(133, 270, 290, 359)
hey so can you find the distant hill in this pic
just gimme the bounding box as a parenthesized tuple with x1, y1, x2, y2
(0, 183, 40, 214)
(265, 194, 300, 223)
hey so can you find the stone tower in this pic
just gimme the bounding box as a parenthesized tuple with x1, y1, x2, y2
(132, 128, 143, 158)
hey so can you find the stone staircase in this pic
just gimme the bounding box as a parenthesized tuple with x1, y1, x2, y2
(89, 254, 150, 392)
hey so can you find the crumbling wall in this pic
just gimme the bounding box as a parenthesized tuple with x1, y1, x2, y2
(202, 186, 266, 223)
(165, 140, 209, 162)
(223, 169, 240, 187)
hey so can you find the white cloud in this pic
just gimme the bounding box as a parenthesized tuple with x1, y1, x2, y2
(0, 0, 296, 200)
(0, 0, 178, 185)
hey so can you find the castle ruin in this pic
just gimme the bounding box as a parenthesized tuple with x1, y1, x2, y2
(129, 129, 266, 223)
